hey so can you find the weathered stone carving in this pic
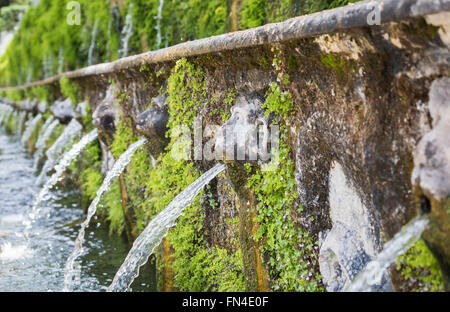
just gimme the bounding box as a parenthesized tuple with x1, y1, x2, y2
(411, 77, 450, 290)
(37, 100, 47, 114)
(92, 85, 121, 139)
(19, 98, 37, 113)
(50, 98, 75, 124)
(215, 93, 271, 162)
(136, 94, 169, 157)
(319, 161, 392, 292)
(100, 139, 115, 176)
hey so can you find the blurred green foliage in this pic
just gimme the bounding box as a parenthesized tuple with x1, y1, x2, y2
(0, 0, 30, 32)
(0, 0, 360, 87)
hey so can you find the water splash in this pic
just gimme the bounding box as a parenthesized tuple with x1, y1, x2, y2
(0, 10, 23, 56)
(35, 115, 55, 146)
(58, 47, 65, 74)
(0, 104, 13, 127)
(0, 31, 15, 56)
(30, 129, 98, 222)
(42, 52, 54, 79)
(36, 119, 82, 185)
(0, 242, 34, 261)
(17, 111, 27, 136)
(26, 63, 33, 84)
(33, 118, 59, 170)
(6, 109, 15, 125)
(34, 118, 59, 168)
(0, 104, 6, 125)
(346, 215, 429, 292)
(21, 114, 42, 145)
(63, 138, 147, 292)
(119, 3, 133, 58)
(88, 20, 99, 66)
(107, 163, 227, 292)
(155, 0, 164, 50)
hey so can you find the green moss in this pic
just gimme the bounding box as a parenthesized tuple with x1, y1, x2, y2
(247, 53, 322, 291)
(262, 48, 293, 118)
(68, 129, 125, 236)
(78, 140, 102, 199)
(0, 0, 118, 86)
(102, 179, 125, 235)
(80, 167, 102, 201)
(81, 102, 94, 130)
(264, 83, 293, 118)
(5, 110, 17, 134)
(396, 239, 444, 291)
(93, 117, 139, 236)
(110, 118, 138, 159)
(320, 53, 355, 81)
(118, 58, 245, 291)
(302, 0, 359, 14)
(247, 133, 322, 291)
(29, 86, 51, 102)
(24, 117, 43, 152)
(5, 89, 23, 101)
(166, 57, 206, 133)
(59, 76, 82, 106)
(124, 145, 154, 232)
(167, 198, 245, 291)
(209, 88, 236, 122)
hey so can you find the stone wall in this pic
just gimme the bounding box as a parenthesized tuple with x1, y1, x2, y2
(2, 0, 449, 291)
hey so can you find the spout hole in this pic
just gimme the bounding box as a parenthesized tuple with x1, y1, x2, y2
(419, 195, 431, 214)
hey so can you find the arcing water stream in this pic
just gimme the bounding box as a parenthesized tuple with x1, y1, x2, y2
(63, 138, 148, 291)
(107, 163, 227, 292)
(88, 20, 99, 66)
(21, 114, 42, 145)
(346, 215, 430, 292)
(0, 103, 434, 292)
(0, 122, 156, 291)
(34, 118, 59, 170)
(30, 129, 99, 221)
(17, 111, 27, 136)
(118, 4, 133, 58)
(155, 0, 164, 50)
(36, 119, 82, 185)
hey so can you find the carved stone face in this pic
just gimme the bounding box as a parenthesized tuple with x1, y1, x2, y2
(411, 77, 450, 283)
(20, 98, 37, 113)
(92, 85, 121, 137)
(412, 77, 450, 201)
(37, 100, 47, 114)
(136, 94, 169, 157)
(50, 98, 75, 124)
(214, 93, 271, 162)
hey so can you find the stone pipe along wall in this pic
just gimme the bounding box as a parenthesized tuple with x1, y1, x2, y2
(2, 0, 449, 291)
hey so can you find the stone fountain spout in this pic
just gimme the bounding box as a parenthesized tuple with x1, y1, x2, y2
(214, 92, 271, 162)
(136, 94, 169, 157)
(50, 98, 75, 124)
(74, 101, 89, 126)
(37, 100, 47, 114)
(92, 85, 121, 142)
(19, 98, 38, 114)
(411, 77, 450, 290)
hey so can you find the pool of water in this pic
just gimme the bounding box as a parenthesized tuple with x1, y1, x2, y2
(0, 129, 156, 292)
